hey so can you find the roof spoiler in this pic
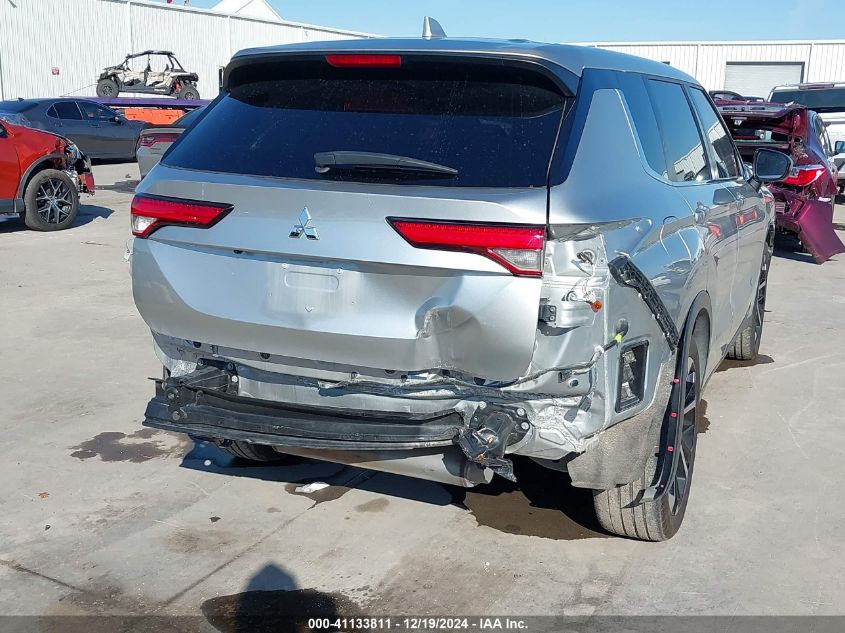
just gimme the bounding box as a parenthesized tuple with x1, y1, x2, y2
(422, 16, 446, 39)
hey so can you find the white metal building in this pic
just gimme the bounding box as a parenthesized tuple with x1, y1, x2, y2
(0, 0, 371, 101)
(2, 0, 845, 103)
(580, 40, 845, 98)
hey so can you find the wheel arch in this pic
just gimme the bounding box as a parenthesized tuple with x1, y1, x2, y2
(16, 154, 65, 200)
(680, 290, 712, 378)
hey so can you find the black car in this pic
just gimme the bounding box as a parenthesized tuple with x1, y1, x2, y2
(0, 98, 145, 160)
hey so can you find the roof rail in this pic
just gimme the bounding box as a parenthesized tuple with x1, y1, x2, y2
(422, 16, 446, 39)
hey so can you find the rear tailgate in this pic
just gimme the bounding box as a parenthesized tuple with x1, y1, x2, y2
(132, 54, 570, 381)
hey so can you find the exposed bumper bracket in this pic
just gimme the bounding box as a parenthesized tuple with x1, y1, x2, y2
(456, 405, 528, 482)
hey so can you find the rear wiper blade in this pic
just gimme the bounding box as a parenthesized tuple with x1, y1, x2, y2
(314, 151, 458, 176)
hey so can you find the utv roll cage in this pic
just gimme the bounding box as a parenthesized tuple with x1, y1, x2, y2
(110, 51, 187, 73)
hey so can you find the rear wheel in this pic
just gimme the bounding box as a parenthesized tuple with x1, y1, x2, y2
(178, 83, 199, 100)
(726, 237, 772, 361)
(23, 169, 78, 231)
(216, 440, 285, 463)
(96, 78, 119, 97)
(593, 327, 705, 541)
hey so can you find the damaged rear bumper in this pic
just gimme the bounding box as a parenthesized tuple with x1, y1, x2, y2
(776, 196, 845, 263)
(144, 364, 462, 450)
(144, 343, 676, 491)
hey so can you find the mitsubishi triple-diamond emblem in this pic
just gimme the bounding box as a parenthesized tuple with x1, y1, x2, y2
(289, 207, 319, 240)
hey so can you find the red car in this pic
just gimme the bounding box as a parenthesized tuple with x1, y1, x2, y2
(0, 116, 94, 231)
(717, 100, 844, 263)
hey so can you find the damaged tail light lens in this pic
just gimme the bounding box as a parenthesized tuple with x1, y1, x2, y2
(131, 194, 232, 238)
(782, 164, 826, 187)
(388, 219, 545, 276)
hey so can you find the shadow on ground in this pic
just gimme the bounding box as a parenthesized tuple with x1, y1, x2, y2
(181, 441, 608, 540)
(773, 232, 818, 264)
(202, 563, 365, 633)
(0, 204, 113, 233)
(96, 179, 139, 194)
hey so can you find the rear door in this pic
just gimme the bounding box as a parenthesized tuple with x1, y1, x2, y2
(687, 86, 767, 328)
(133, 54, 570, 381)
(635, 78, 739, 356)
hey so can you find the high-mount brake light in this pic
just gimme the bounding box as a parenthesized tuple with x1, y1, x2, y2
(138, 132, 180, 148)
(131, 194, 232, 238)
(325, 54, 402, 68)
(782, 164, 826, 187)
(388, 219, 545, 276)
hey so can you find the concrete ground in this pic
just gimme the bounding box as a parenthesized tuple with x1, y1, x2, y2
(2, 162, 845, 629)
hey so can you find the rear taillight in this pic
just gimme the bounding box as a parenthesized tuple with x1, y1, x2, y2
(131, 194, 232, 238)
(782, 164, 826, 187)
(388, 219, 545, 276)
(325, 54, 402, 68)
(137, 132, 180, 148)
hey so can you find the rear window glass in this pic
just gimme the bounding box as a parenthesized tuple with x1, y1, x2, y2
(174, 106, 205, 127)
(0, 100, 35, 113)
(163, 59, 568, 187)
(770, 87, 845, 110)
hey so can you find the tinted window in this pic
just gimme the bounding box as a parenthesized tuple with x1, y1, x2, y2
(688, 88, 741, 178)
(173, 106, 205, 127)
(645, 80, 708, 182)
(163, 60, 568, 187)
(770, 87, 845, 110)
(79, 101, 116, 122)
(618, 74, 668, 178)
(51, 101, 83, 120)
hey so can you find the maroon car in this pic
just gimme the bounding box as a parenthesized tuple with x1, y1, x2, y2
(717, 100, 844, 263)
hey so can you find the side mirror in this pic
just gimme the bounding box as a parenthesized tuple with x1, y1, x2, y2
(110, 115, 123, 125)
(835, 140, 845, 155)
(752, 148, 793, 187)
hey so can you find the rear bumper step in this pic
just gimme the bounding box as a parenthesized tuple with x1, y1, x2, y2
(143, 365, 463, 450)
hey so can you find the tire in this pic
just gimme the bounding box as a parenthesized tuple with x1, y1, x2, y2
(23, 169, 79, 231)
(178, 83, 199, 100)
(726, 237, 772, 361)
(96, 78, 119, 97)
(217, 440, 285, 463)
(593, 326, 706, 541)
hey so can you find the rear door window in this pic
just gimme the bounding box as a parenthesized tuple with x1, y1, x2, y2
(163, 58, 569, 187)
(687, 88, 741, 179)
(50, 101, 83, 120)
(617, 73, 668, 178)
(644, 80, 709, 182)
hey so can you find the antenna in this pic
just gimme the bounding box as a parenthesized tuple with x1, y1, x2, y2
(422, 16, 446, 39)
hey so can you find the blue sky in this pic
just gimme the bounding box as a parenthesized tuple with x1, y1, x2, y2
(187, 0, 844, 41)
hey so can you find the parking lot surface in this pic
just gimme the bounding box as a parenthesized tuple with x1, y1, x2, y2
(2, 163, 845, 626)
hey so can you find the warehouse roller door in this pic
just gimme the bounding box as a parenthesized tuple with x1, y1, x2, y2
(724, 62, 804, 99)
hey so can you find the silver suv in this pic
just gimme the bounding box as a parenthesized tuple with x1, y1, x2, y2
(130, 35, 791, 540)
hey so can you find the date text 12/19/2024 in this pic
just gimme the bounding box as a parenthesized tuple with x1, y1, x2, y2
(308, 617, 529, 631)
